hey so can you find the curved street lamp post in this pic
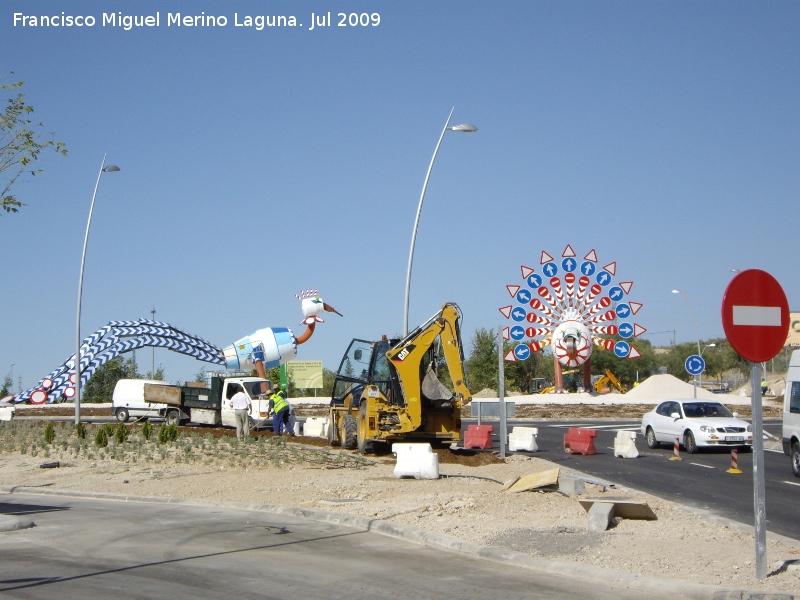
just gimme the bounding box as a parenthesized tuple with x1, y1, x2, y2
(403, 108, 477, 336)
(75, 156, 119, 424)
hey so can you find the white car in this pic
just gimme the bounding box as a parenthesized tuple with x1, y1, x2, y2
(0, 400, 15, 422)
(641, 399, 753, 454)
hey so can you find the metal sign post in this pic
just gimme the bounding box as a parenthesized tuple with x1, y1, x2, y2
(750, 361, 767, 579)
(721, 269, 789, 581)
(497, 327, 507, 459)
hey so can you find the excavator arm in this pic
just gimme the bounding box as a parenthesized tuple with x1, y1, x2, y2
(385, 303, 473, 430)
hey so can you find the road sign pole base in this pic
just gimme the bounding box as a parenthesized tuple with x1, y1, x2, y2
(727, 468, 743, 474)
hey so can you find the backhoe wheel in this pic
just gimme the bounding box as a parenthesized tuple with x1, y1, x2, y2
(357, 402, 373, 455)
(340, 415, 358, 450)
(327, 414, 340, 447)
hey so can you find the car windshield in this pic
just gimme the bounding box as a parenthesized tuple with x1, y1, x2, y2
(682, 402, 733, 418)
(244, 381, 271, 398)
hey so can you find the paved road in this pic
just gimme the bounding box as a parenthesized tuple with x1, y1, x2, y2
(464, 418, 799, 540)
(0, 493, 652, 600)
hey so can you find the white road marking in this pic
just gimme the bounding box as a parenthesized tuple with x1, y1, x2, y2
(732, 305, 782, 326)
(783, 481, 800, 488)
(765, 449, 783, 454)
(689, 463, 714, 469)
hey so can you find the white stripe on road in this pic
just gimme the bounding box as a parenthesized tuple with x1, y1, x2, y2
(732, 305, 782, 326)
(689, 463, 715, 469)
(783, 481, 800, 488)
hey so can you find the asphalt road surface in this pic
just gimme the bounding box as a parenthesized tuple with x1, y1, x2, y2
(465, 418, 799, 540)
(0, 493, 653, 600)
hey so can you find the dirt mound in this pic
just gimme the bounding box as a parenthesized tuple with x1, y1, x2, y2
(623, 374, 719, 402)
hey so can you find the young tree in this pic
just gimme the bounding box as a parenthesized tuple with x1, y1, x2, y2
(2, 76, 67, 214)
(465, 328, 498, 392)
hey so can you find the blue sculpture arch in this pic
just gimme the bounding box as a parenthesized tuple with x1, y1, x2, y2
(14, 319, 225, 403)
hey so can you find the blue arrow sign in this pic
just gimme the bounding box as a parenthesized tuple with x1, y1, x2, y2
(526, 273, 543, 289)
(516, 289, 532, 304)
(685, 355, 705, 376)
(514, 344, 531, 361)
(510, 326, 525, 340)
(511, 307, 527, 322)
(616, 303, 631, 319)
(618, 322, 634, 339)
(580, 261, 596, 276)
(542, 262, 558, 277)
(608, 286, 624, 301)
(596, 271, 612, 286)
(561, 258, 577, 272)
(614, 341, 631, 358)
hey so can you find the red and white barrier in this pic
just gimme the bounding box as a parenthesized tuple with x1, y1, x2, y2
(668, 437, 682, 461)
(727, 448, 743, 474)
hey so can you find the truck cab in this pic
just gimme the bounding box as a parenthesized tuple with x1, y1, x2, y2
(783, 350, 800, 478)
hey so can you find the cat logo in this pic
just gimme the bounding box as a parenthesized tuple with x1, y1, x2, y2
(393, 344, 416, 362)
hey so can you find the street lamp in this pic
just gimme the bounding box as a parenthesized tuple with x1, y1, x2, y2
(75, 156, 119, 424)
(672, 289, 702, 398)
(699, 343, 716, 392)
(403, 107, 477, 336)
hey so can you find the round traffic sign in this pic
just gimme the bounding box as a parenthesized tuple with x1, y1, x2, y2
(613, 341, 630, 358)
(516, 289, 532, 304)
(30, 389, 48, 404)
(618, 322, 634, 339)
(721, 269, 789, 363)
(513, 344, 531, 361)
(510, 325, 525, 340)
(685, 355, 705, 376)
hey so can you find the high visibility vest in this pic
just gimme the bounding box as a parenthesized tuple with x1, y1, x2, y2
(271, 392, 288, 413)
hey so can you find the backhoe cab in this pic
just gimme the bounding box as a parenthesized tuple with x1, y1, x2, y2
(328, 303, 472, 454)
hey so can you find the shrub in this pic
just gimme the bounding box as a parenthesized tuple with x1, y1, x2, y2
(141, 420, 153, 441)
(157, 425, 169, 444)
(43, 422, 55, 444)
(95, 428, 108, 448)
(76, 421, 87, 439)
(114, 422, 129, 444)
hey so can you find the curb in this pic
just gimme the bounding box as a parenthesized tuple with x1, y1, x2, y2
(1, 485, 795, 600)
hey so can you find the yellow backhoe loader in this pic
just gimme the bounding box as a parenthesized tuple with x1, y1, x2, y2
(327, 303, 472, 454)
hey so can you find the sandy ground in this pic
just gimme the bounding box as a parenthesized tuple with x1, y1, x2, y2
(1, 410, 799, 595)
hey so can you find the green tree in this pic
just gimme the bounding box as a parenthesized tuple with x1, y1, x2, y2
(0, 374, 12, 397)
(465, 328, 498, 392)
(590, 338, 657, 387)
(2, 76, 67, 213)
(81, 356, 139, 403)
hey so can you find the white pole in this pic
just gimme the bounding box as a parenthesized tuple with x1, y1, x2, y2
(498, 327, 506, 459)
(750, 361, 767, 579)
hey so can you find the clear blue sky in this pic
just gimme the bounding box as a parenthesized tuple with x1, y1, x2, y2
(2, 1, 799, 391)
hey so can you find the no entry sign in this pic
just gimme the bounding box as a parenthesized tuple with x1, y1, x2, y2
(721, 269, 789, 363)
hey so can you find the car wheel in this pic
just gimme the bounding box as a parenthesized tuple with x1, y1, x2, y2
(645, 427, 659, 449)
(685, 430, 699, 454)
(792, 442, 800, 478)
(165, 410, 180, 426)
(115, 408, 129, 423)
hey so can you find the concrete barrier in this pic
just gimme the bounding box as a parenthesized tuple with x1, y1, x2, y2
(302, 417, 328, 438)
(392, 443, 439, 479)
(508, 426, 538, 452)
(613, 430, 639, 459)
(464, 424, 494, 449)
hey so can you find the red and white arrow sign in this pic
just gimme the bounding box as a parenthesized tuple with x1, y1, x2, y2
(499, 306, 512, 319)
(506, 284, 521, 298)
(619, 281, 633, 294)
(562, 244, 576, 257)
(584, 249, 597, 262)
(504, 349, 517, 362)
(521, 265, 535, 279)
(540, 251, 554, 264)
(633, 324, 647, 337)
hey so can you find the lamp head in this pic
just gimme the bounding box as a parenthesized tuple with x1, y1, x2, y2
(103, 165, 120, 172)
(671, 290, 680, 294)
(449, 123, 478, 133)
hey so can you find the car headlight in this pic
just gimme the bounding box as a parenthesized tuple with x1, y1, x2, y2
(699, 425, 716, 433)
(747, 425, 752, 432)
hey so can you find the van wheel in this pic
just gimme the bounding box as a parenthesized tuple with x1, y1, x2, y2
(792, 442, 800, 478)
(115, 408, 129, 423)
(165, 410, 181, 426)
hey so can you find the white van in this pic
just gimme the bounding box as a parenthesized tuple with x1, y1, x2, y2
(782, 350, 800, 478)
(112, 379, 174, 423)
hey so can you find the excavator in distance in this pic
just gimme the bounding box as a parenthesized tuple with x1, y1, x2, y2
(327, 303, 472, 454)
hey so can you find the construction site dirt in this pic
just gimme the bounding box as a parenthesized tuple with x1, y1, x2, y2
(2, 403, 798, 595)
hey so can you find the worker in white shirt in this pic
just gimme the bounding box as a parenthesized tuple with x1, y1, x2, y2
(228, 384, 252, 441)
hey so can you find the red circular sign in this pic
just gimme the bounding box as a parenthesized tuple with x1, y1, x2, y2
(721, 269, 789, 363)
(29, 389, 48, 404)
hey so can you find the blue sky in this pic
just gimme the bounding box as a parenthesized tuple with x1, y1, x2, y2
(2, 1, 799, 391)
